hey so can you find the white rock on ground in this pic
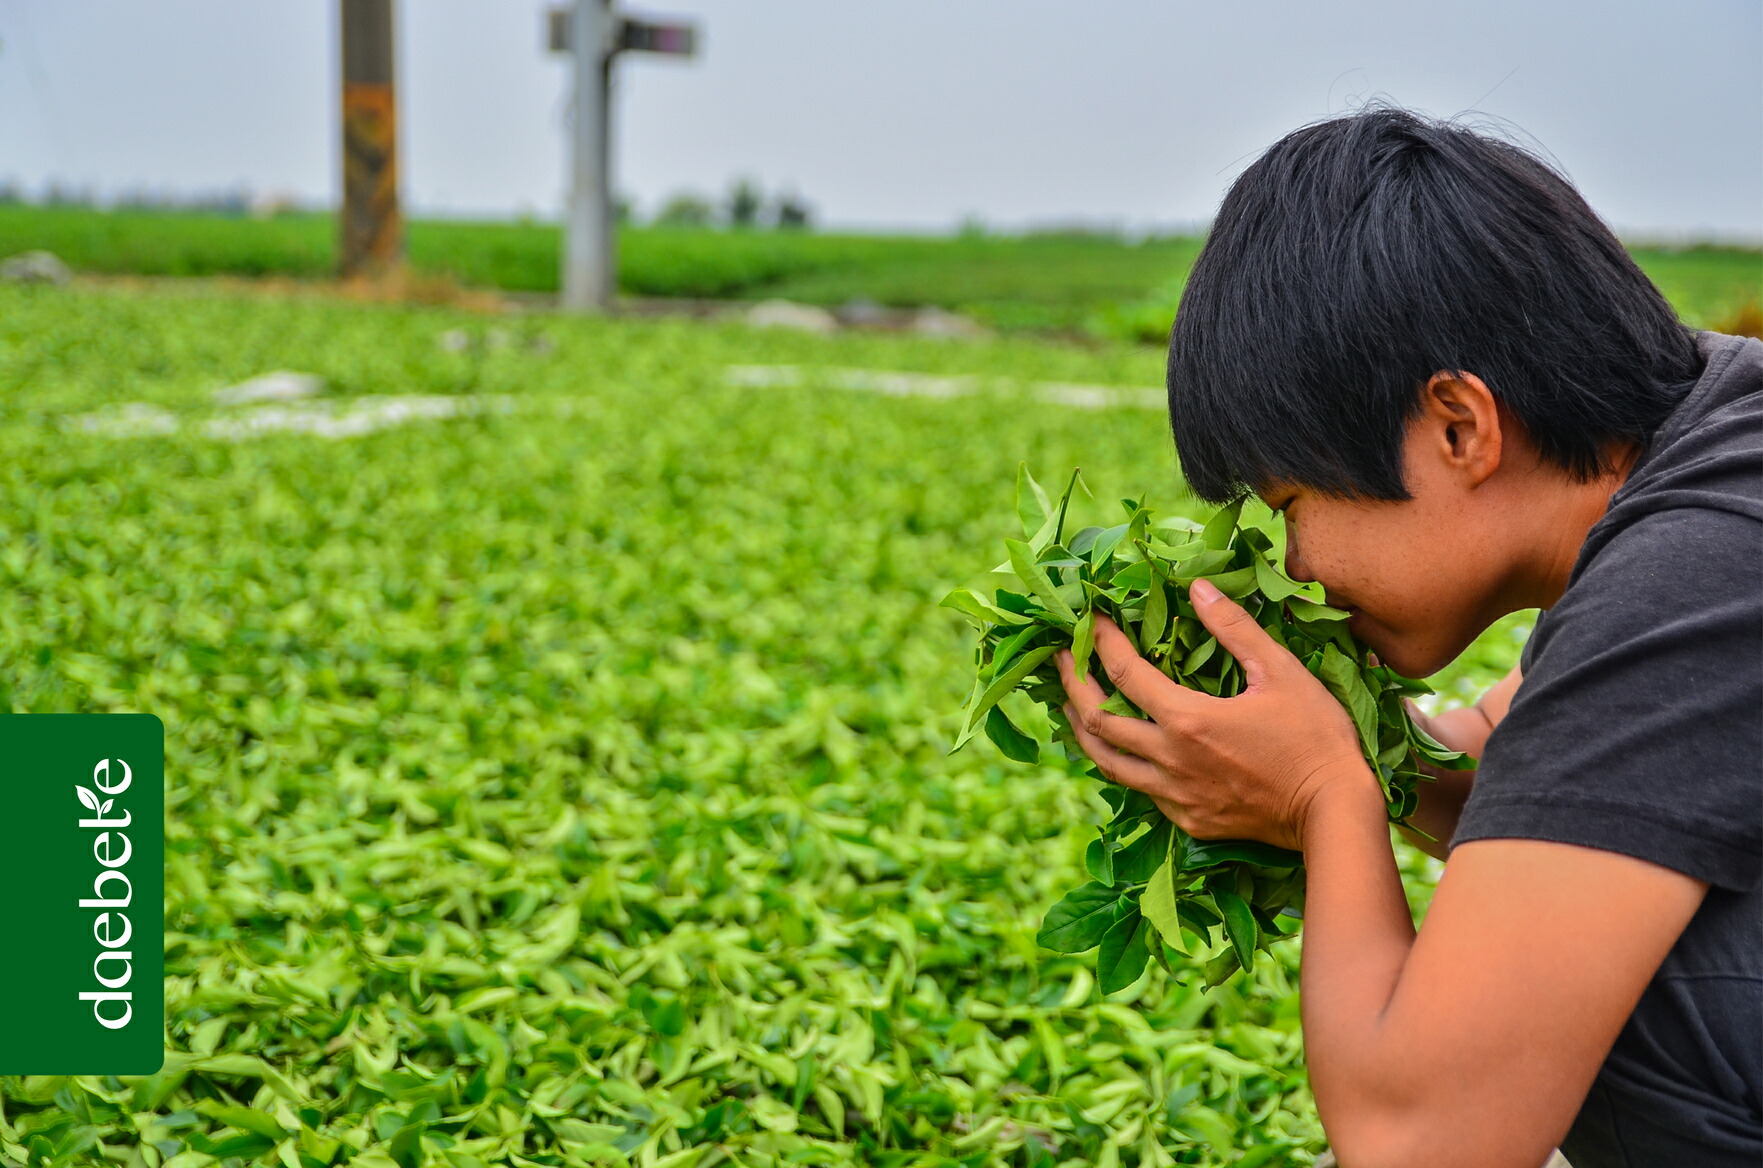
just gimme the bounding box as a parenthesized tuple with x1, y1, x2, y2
(1036, 383, 1164, 409)
(212, 371, 325, 406)
(725, 364, 1163, 408)
(744, 299, 839, 334)
(0, 250, 72, 285)
(909, 306, 990, 340)
(61, 402, 180, 437)
(836, 298, 888, 327)
(203, 394, 516, 441)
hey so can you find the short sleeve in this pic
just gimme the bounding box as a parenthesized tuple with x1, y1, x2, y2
(1454, 507, 1763, 891)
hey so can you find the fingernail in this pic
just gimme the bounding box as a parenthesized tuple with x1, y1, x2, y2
(1191, 578, 1221, 603)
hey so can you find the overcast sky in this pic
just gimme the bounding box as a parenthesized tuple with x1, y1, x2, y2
(0, 0, 1758, 237)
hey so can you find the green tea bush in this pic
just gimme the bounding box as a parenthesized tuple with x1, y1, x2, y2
(0, 287, 1520, 1168)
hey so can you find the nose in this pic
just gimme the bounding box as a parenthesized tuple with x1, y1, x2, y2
(1282, 525, 1317, 584)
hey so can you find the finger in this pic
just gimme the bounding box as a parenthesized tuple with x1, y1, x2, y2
(1061, 690, 1166, 761)
(1188, 578, 1289, 690)
(1065, 703, 1165, 792)
(1401, 696, 1441, 741)
(1055, 647, 1107, 707)
(1058, 647, 1167, 760)
(1092, 615, 1197, 721)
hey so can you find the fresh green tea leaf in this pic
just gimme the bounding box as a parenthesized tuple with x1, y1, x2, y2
(1085, 834, 1116, 886)
(1114, 819, 1173, 884)
(1182, 838, 1303, 871)
(1140, 857, 1185, 953)
(954, 644, 1059, 750)
(1017, 462, 1053, 536)
(1201, 497, 1244, 551)
(1037, 882, 1125, 954)
(1006, 537, 1079, 626)
(985, 706, 1041, 763)
(1213, 885, 1259, 970)
(1317, 643, 1379, 758)
(1097, 908, 1153, 994)
(1072, 607, 1096, 682)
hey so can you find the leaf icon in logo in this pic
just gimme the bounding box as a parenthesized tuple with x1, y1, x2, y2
(75, 785, 102, 813)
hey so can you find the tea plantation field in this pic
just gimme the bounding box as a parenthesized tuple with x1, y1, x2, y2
(0, 285, 1519, 1168)
(2, 205, 1756, 341)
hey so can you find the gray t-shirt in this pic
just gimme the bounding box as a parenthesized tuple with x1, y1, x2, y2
(1454, 331, 1763, 1167)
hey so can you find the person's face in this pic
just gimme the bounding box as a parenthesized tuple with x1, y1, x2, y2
(1254, 373, 1582, 679)
(1262, 453, 1509, 679)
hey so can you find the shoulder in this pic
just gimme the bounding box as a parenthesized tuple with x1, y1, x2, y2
(1606, 333, 1763, 529)
(1462, 506, 1761, 890)
(1532, 505, 1760, 667)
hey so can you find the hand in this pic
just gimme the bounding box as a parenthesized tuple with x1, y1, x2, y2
(1389, 665, 1519, 857)
(1403, 663, 1522, 767)
(1055, 579, 1380, 852)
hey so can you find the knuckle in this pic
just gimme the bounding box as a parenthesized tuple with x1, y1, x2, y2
(1080, 707, 1108, 737)
(1165, 709, 1200, 739)
(1105, 655, 1135, 688)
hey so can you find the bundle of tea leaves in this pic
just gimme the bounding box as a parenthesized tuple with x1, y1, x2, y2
(943, 467, 1470, 991)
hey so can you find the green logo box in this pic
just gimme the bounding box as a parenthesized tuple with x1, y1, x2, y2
(0, 714, 164, 1074)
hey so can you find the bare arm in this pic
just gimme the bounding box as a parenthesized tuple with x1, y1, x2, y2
(1061, 602, 1706, 1168)
(1302, 784, 1707, 1168)
(1397, 664, 1523, 859)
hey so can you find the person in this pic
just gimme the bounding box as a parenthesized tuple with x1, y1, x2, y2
(1054, 107, 1760, 1168)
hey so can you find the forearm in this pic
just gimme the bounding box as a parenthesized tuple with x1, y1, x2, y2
(1298, 769, 1425, 1162)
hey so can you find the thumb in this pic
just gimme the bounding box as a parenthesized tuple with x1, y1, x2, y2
(1189, 577, 1282, 689)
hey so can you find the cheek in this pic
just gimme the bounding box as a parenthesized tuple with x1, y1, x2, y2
(1299, 513, 1432, 620)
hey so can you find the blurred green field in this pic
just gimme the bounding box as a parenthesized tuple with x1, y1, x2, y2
(0, 284, 1519, 1167)
(2, 205, 1753, 341)
(0, 207, 1200, 336)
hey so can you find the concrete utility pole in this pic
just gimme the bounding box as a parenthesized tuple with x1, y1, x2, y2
(563, 0, 615, 310)
(551, 3, 697, 311)
(339, 0, 402, 279)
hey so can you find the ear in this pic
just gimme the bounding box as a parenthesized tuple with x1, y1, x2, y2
(1420, 370, 1504, 487)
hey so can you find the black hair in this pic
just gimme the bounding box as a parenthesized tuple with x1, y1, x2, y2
(1166, 106, 1704, 503)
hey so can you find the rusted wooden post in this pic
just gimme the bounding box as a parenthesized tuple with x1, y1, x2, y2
(339, 0, 402, 279)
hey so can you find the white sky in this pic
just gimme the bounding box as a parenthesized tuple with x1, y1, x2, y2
(0, 0, 1758, 237)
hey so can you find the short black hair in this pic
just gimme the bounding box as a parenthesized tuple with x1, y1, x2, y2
(1167, 106, 1704, 503)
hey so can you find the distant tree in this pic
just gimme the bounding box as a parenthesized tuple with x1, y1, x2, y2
(727, 178, 763, 228)
(44, 181, 94, 208)
(655, 191, 714, 228)
(774, 192, 813, 231)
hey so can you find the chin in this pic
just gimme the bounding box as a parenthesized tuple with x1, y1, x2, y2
(1352, 621, 1449, 680)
